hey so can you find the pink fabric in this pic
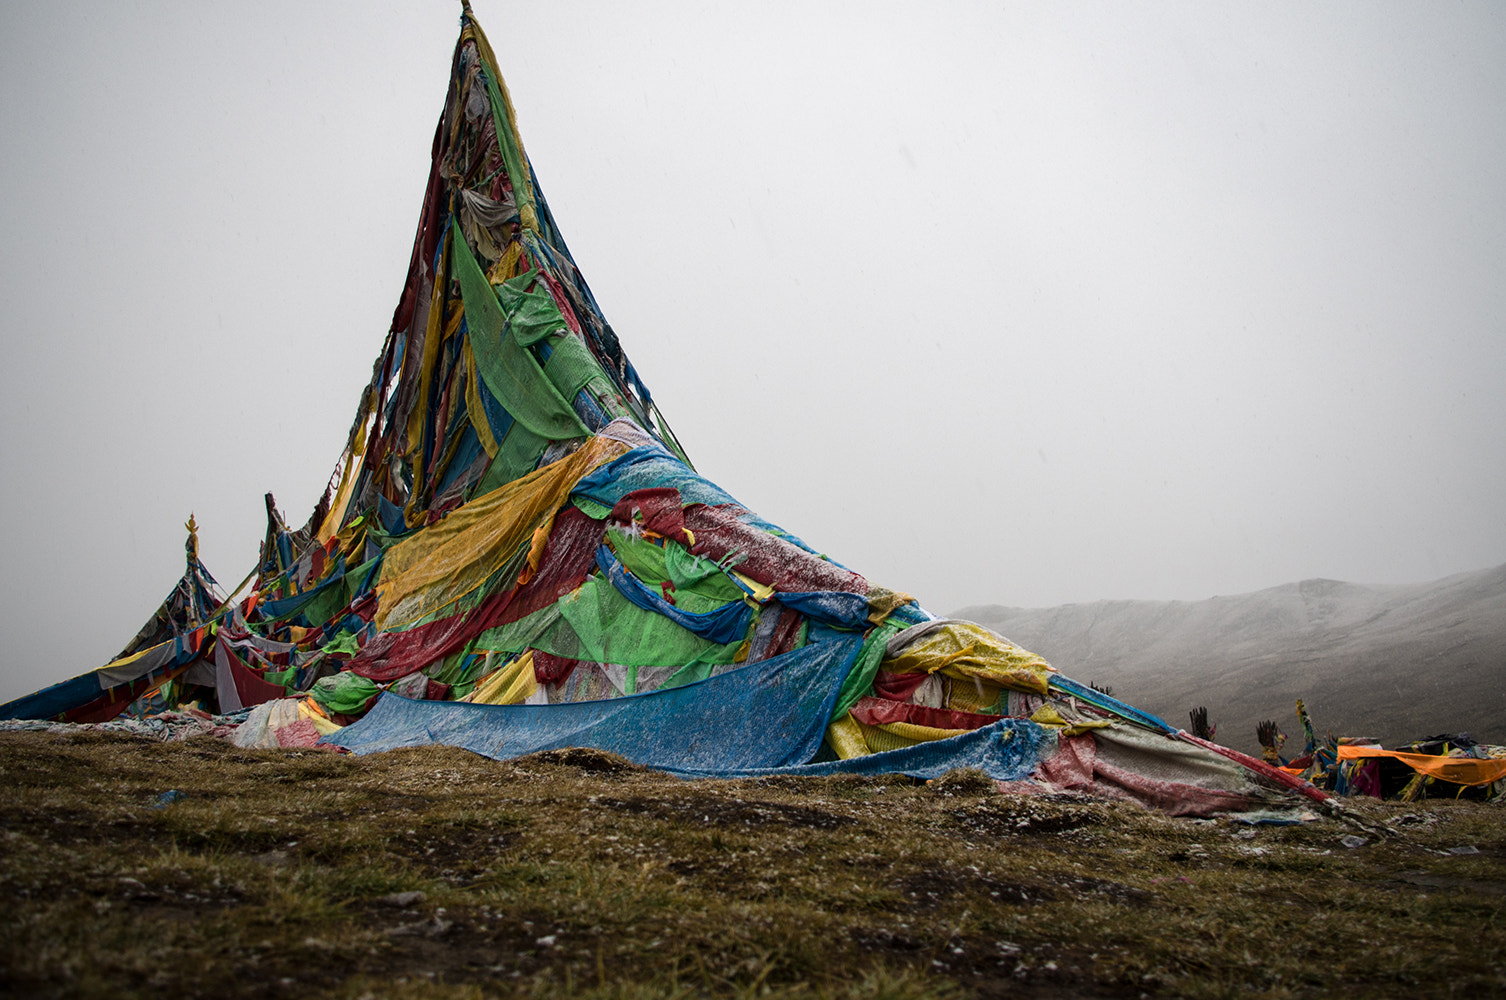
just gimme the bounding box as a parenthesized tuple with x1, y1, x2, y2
(1037, 733, 1099, 789)
(275, 718, 327, 749)
(1036, 733, 1268, 817)
(1349, 759, 1383, 798)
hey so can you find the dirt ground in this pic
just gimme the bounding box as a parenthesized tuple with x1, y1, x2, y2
(1, 730, 1503, 999)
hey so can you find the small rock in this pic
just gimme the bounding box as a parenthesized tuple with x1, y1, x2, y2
(378, 891, 427, 907)
(1448, 845, 1481, 855)
(1340, 835, 1368, 849)
(536, 935, 557, 947)
(387, 917, 451, 938)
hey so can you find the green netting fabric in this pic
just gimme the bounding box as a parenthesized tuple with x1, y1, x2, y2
(606, 528, 746, 612)
(310, 671, 380, 715)
(470, 574, 745, 668)
(494, 271, 566, 347)
(450, 219, 590, 443)
(832, 619, 906, 720)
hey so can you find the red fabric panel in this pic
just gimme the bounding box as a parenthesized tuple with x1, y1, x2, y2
(682, 504, 867, 595)
(849, 696, 998, 733)
(872, 670, 931, 702)
(330, 695, 379, 726)
(763, 604, 806, 660)
(59, 660, 195, 725)
(222, 641, 287, 709)
(532, 650, 580, 686)
(349, 506, 604, 681)
(423, 679, 451, 701)
(275, 718, 327, 749)
(350, 587, 515, 681)
(494, 505, 606, 625)
(610, 487, 690, 543)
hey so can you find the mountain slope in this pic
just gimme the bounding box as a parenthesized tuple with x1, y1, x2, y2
(955, 564, 1506, 755)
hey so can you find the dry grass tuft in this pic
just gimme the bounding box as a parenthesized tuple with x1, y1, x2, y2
(1, 731, 1502, 999)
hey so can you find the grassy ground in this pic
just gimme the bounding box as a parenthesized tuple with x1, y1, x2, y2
(1, 731, 1502, 999)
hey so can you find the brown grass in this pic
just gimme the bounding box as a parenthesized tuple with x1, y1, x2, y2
(1, 731, 1503, 999)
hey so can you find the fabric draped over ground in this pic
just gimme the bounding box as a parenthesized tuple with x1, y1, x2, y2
(0, 8, 1338, 817)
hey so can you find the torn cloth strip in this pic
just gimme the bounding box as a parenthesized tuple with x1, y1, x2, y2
(325, 632, 867, 771)
(594, 544, 753, 646)
(349, 505, 605, 681)
(213, 637, 286, 713)
(1334, 746, 1506, 787)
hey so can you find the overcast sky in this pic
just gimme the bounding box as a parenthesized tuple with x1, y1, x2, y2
(2, 1, 1503, 703)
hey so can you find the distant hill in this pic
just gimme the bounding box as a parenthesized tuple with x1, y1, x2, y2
(954, 564, 1506, 756)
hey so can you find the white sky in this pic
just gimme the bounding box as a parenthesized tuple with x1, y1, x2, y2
(2, 1, 1503, 703)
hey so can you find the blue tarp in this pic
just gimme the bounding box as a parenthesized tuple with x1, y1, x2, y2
(0, 672, 103, 721)
(326, 632, 869, 769)
(1049, 675, 1177, 735)
(570, 444, 743, 511)
(667, 718, 1056, 781)
(323, 629, 1056, 781)
(570, 445, 832, 560)
(776, 591, 872, 630)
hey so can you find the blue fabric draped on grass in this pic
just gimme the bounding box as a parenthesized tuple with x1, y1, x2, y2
(322, 631, 1055, 780)
(666, 719, 1055, 781)
(326, 633, 865, 767)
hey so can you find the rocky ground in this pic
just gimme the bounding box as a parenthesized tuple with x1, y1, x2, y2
(2, 730, 1503, 999)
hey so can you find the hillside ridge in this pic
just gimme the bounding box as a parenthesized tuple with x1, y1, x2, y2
(955, 563, 1506, 754)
